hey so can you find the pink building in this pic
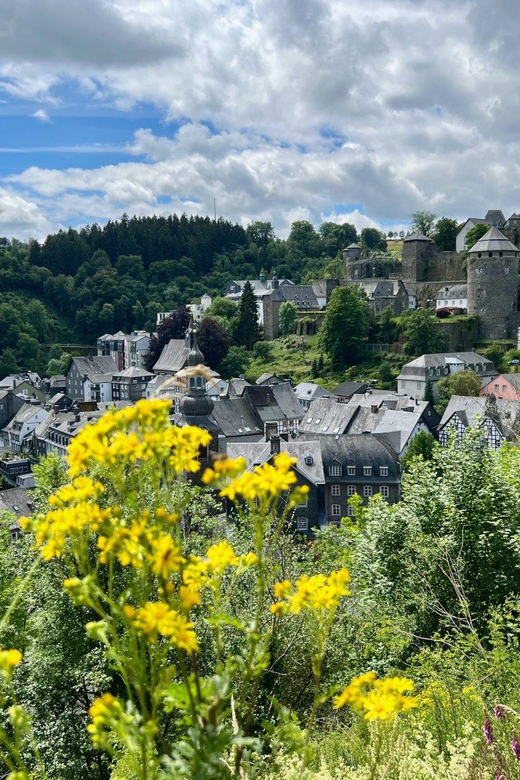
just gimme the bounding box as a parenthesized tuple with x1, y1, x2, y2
(480, 373, 520, 400)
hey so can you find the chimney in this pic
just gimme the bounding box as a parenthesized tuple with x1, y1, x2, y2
(270, 435, 281, 455)
(371, 404, 378, 413)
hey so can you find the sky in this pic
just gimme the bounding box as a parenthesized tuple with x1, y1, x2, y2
(1, 0, 520, 241)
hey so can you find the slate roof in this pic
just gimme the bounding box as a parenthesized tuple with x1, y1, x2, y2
(439, 395, 520, 440)
(5, 403, 44, 429)
(467, 227, 518, 253)
(71, 356, 119, 382)
(152, 339, 190, 374)
(331, 381, 368, 398)
(403, 232, 432, 242)
(297, 433, 400, 482)
(112, 367, 154, 379)
(210, 398, 262, 437)
(372, 410, 424, 454)
(227, 439, 325, 485)
(436, 284, 468, 298)
(298, 397, 358, 435)
(255, 373, 284, 385)
(0, 488, 33, 518)
(484, 209, 506, 225)
(345, 243, 361, 249)
(398, 352, 497, 379)
(294, 382, 334, 403)
(269, 285, 320, 308)
(242, 384, 304, 424)
(227, 378, 251, 397)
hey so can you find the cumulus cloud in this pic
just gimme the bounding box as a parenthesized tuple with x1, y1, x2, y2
(32, 109, 51, 123)
(2, 0, 520, 238)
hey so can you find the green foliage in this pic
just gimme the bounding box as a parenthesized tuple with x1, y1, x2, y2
(197, 317, 230, 370)
(279, 301, 298, 336)
(320, 287, 372, 367)
(360, 228, 387, 252)
(377, 361, 394, 385)
(436, 369, 482, 412)
(403, 309, 446, 356)
(233, 280, 260, 350)
(410, 210, 437, 237)
(432, 217, 459, 251)
(465, 223, 490, 250)
(483, 342, 506, 372)
(218, 345, 251, 378)
(401, 431, 436, 469)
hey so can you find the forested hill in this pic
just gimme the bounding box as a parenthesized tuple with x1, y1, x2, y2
(0, 214, 386, 374)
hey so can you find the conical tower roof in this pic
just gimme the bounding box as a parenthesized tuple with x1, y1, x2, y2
(403, 232, 432, 242)
(467, 226, 518, 253)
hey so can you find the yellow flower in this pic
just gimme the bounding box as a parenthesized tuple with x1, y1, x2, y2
(179, 585, 201, 611)
(334, 673, 418, 719)
(132, 602, 199, 652)
(148, 534, 185, 580)
(87, 692, 132, 747)
(0, 648, 22, 677)
(271, 568, 350, 615)
(206, 541, 240, 572)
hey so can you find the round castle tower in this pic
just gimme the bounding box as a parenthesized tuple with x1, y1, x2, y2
(467, 227, 519, 340)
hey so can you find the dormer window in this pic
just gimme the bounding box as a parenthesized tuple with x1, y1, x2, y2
(304, 454, 314, 466)
(329, 463, 341, 477)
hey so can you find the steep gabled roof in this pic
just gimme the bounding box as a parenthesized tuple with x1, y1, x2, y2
(70, 356, 118, 381)
(152, 339, 190, 374)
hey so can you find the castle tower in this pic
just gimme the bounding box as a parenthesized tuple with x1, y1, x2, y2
(343, 243, 361, 279)
(467, 227, 519, 339)
(401, 232, 434, 281)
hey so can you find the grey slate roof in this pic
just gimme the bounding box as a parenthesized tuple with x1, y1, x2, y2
(71, 356, 119, 382)
(403, 232, 432, 242)
(436, 284, 468, 298)
(294, 382, 334, 403)
(372, 410, 423, 454)
(398, 352, 497, 379)
(297, 433, 400, 482)
(227, 439, 325, 485)
(153, 339, 190, 374)
(112, 367, 154, 379)
(299, 397, 358, 435)
(467, 227, 518, 254)
(210, 398, 262, 437)
(0, 488, 33, 518)
(227, 378, 251, 397)
(269, 285, 320, 308)
(439, 395, 520, 440)
(331, 381, 368, 398)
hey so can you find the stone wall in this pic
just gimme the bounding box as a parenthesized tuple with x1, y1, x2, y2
(467, 252, 519, 339)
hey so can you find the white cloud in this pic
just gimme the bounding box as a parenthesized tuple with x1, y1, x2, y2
(3, 0, 520, 237)
(32, 108, 51, 123)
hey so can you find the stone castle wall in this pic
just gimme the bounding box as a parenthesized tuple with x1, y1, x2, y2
(467, 252, 518, 340)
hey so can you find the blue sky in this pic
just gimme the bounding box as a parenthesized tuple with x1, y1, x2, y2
(1, 0, 520, 240)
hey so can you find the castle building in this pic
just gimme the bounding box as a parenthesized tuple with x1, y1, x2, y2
(466, 227, 519, 340)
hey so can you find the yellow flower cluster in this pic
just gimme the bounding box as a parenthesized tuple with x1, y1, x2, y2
(271, 569, 351, 615)
(0, 648, 22, 679)
(124, 602, 199, 653)
(182, 541, 258, 600)
(67, 399, 211, 478)
(87, 693, 133, 747)
(334, 672, 418, 720)
(20, 476, 109, 560)
(203, 451, 304, 503)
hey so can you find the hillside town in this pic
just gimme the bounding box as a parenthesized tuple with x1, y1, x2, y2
(1, 212, 519, 539)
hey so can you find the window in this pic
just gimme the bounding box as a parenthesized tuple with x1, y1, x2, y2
(298, 493, 308, 507)
(379, 466, 388, 476)
(297, 516, 308, 531)
(502, 385, 507, 393)
(363, 485, 372, 498)
(363, 466, 372, 476)
(331, 504, 341, 517)
(347, 505, 355, 517)
(380, 486, 389, 498)
(347, 466, 355, 476)
(347, 485, 356, 496)
(331, 484, 340, 496)
(329, 464, 341, 477)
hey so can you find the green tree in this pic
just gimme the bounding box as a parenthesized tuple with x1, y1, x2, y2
(279, 301, 298, 336)
(401, 430, 436, 469)
(432, 217, 459, 251)
(0, 348, 18, 377)
(403, 309, 446, 356)
(424, 380, 435, 404)
(197, 317, 230, 370)
(483, 343, 505, 372)
(319, 287, 372, 367)
(377, 361, 394, 386)
(360, 228, 387, 252)
(205, 297, 238, 322)
(378, 306, 397, 343)
(411, 210, 437, 237)
(465, 223, 489, 250)
(436, 369, 482, 412)
(217, 345, 251, 379)
(233, 281, 260, 350)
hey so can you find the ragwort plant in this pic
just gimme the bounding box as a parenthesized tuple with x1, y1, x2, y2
(1, 399, 416, 779)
